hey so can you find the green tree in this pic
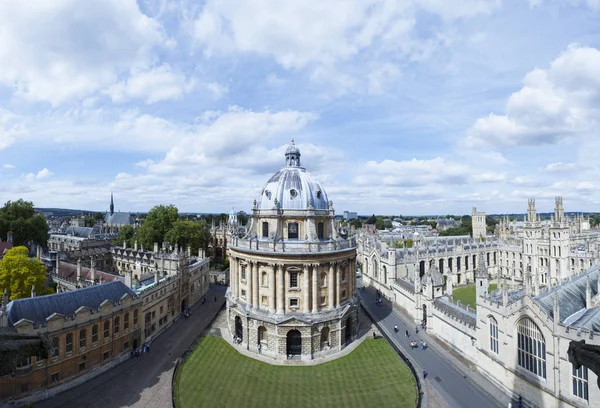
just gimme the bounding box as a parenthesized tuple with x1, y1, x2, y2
(349, 219, 363, 229)
(383, 219, 393, 229)
(0, 200, 49, 248)
(366, 214, 377, 225)
(164, 219, 211, 254)
(237, 213, 248, 226)
(83, 216, 96, 227)
(375, 218, 385, 230)
(117, 224, 135, 248)
(0, 246, 49, 300)
(135, 205, 180, 248)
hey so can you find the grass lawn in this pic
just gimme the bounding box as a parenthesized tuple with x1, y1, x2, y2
(451, 283, 498, 309)
(174, 336, 417, 408)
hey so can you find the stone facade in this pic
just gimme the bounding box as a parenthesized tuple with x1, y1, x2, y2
(226, 142, 359, 362)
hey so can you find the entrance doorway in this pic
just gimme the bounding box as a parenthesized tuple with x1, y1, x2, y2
(235, 316, 243, 340)
(422, 305, 427, 324)
(286, 330, 302, 356)
(345, 317, 352, 344)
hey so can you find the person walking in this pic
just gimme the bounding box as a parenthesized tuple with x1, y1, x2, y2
(405, 329, 409, 338)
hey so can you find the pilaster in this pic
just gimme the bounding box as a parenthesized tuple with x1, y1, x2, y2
(276, 264, 284, 314)
(328, 263, 335, 309)
(335, 262, 341, 308)
(253, 261, 259, 309)
(303, 264, 310, 313)
(311, 264, 318, 313)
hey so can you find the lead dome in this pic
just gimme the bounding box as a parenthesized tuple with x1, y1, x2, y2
(258, 141, 329, 211)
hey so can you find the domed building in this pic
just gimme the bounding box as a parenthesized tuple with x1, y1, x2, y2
(226, 141, 359, 361)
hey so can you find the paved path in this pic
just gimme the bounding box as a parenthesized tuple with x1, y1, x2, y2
(360, 287, 509, 408)
(38, 285, 227, 408)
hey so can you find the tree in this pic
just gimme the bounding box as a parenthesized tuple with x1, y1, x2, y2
(375, 218, 385, 230)
(237, 213, 248, 226)
(0, 246, 50, 300)
(383, 219, 393, 229)
(135, 205, 179, 249)
(366, 214, 377, 225)
(164, 220, 211, 254)
(349, 219, 363, 229)
(117, 225, 135, 248)
(0, 200, 49, 248)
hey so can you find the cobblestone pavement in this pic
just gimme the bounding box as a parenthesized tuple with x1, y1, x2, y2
(37, 285, 227, 408)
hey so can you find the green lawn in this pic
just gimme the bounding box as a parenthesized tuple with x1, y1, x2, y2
(451, 283, 498, 309)
(174, 336, 417, 408)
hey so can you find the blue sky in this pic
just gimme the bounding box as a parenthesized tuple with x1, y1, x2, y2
(1, 0, 600, 216)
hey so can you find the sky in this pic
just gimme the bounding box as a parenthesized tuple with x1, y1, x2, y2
(1, 0, 600, 216)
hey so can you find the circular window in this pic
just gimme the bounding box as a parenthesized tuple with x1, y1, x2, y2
(290, 189, 298, 198)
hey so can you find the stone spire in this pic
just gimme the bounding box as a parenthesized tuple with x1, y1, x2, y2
(31, 285, 36, 298)
(110, 192, 114, 216)
(476, 252, 487, 278)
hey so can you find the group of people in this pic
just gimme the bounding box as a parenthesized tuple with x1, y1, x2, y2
(409, 340, 427, 350)
(232, 335, 242, 344)
(375, 290, 384, 306)
(131, 342, 151, 358)
(183, 308, 192, 318)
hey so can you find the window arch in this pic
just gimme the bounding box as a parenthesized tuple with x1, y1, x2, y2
(372, 259, 378, 279)
(261, 271, 268, 286)
(517, 318, 546, 378)
(258, 326, 267, 345)
(489, 316, 498, 354)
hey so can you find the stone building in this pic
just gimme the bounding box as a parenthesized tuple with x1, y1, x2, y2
(0, 281, 142, 404)
(102, 194, 136, 234)
(472, 207, 487, 240)
(226, 141, 359, 361)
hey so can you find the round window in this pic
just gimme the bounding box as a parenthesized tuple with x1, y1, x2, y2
(290, 189, 298, 198)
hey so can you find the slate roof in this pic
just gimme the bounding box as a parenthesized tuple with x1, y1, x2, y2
(104, 212, 134, 225)
(395, 277, 415, 294)
(63, 226, 97, 238)
(536, 267, 599, 325)
(434, 297, 476, 328)
(5, 281, 136, 327)
(56, 261, 123, 284)
(0, 242, 13, 255)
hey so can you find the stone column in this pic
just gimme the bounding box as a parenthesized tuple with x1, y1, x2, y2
(230, 257, 236, 298)
(276, 264, 284, 314)
(311, 264, 318, 313)
(335, 263, 341, 308)
(269, 265, 276, 313)
(253, 261, 259, 309)
(303, 264, 310, 313)
(247, 262, 254, 309)
(328, 263, 335, 309)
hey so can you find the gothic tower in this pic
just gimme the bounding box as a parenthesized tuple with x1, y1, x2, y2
(110, 193, 115, 216)
(476, 252, 489, 301)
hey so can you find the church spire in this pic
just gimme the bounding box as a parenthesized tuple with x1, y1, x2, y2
(110, 192, 114, 216)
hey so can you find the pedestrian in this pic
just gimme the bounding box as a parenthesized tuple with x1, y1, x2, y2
(373, 331, 376, 339)
(423, 369, 428, 379)
(214, 296, 217, 302)
(416, 325, 419, 334)
(258, 343, 262, 353)
(405, 330, 409, 338)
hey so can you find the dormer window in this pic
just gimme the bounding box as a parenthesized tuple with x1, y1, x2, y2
(290, 189, 298, 198)
(316, 191, 322, 199)
(264, 190, 271, 199)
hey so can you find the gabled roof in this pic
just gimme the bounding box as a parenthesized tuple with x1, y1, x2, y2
(56, 261, 123, 284)
(104, 212, 134, 225)
(5, 281, 136, 327)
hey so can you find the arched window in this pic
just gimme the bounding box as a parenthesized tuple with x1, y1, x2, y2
(133, 310, 139, 326)
(489, 316, 498, 354)
(517, 318, 546, 378)
(124, 313, 130, 331)
(114, 316, 120, 335)
(320, 272, 327, 287)
(373, 260, 378, 279)
(92, 324, 98, 344)
(79, 329, 86, 349)
(104, 320, 110, 339)
(261, 271, 268, 286)
(65, 333, 73, 354)
(572, 364, 589, 401)
(258, 326, 267, 345)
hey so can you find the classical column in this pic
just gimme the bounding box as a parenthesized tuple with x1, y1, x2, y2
(253, 261, 260, 309)
(335, 262, 341, 308)
(235, 258, 241, 298)
(311, 264, 318, 313)
(230, 257, 236, 298)
(247, 262, 254, 308)
(276, 264, 285, 314)
(269, 265, 276, 312)
(303, 264, 310, 313)
(328, 263, 335, 309)
(349, 258, 355, 297)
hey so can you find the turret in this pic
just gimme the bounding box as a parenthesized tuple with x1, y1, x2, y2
(475, 252, 489, 300)
(110, 192, 114, 216)
(90, 257, 96, 283)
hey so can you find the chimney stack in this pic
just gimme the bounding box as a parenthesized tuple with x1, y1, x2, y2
(154, 242, 159, 253)
(90, 257, 96, 283)
(77, 258, 84, 282)
(134, 240, 138, 251)
(31, 285, 36, 298)
(124, 270, 132, 288)
(6, 231, 13, 244)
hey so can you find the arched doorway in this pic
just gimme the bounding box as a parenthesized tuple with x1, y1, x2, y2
(286, 330, 302, 356)
(422, 305, 427, 324)
(320, 327, 330, 350)
(234, 316, 243, 340)
(181, 298, 188, 312)
(419, 261, 425, 278)
(345, 317, 352, 344)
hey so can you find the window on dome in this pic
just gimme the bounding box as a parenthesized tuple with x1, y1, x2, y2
(290, 189, 298, 198)
(288, 223, 299, 239)
(262, 222, 269, 238)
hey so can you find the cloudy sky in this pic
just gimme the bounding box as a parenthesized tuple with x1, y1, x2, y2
(1, 0, 600, 216)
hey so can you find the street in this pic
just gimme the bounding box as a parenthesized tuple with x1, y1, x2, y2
(360, 286, 506, 408)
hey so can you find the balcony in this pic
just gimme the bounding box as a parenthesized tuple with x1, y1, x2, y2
(229, 236, 357, 254)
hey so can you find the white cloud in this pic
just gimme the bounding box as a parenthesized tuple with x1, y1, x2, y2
(3, 164, 15, 169)
(353, 157, 471, 187)
(204, 82, 229, 99)
(464, 45, 600, 148)
(22, 168, 53, 182)
(472, 172, 507, 183)
(0, 0, 167, 104)
(0, 109, 27, 150)
(541, 162, 576, 173)
(105, 65, 197, 104)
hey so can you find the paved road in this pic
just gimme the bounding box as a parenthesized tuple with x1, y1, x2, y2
(38, 285, 227, 408)
(360, 287, 505, 408)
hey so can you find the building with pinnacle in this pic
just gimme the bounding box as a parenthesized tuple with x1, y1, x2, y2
(226, 141, 359, 361)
